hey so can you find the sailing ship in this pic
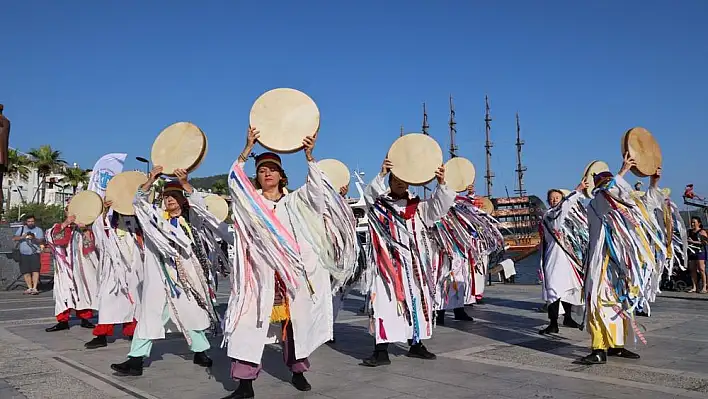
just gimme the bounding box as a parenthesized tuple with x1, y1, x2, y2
(479, 97, 543, 268)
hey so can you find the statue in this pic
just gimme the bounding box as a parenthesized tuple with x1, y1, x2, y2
(0, 104, 10, 216)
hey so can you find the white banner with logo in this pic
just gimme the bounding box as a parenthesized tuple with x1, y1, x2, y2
(87, 153, 127, 198)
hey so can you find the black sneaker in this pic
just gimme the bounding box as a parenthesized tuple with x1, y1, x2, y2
(85, 335, 108, 349)
(407, 343, 436, 360)
(361, 350, 391, 367)
(111, 356, 144, 376)
(291, 372, 311, 391)
(539, 323, 559, 335)
(608, 348, 640, 359)
(453, 307, 474, 321)
(579, 350, 607, 365)
(45, 321, 69, 332)
(193, 351, 213, 367)
(222, 380, 254, 399)
(80, 319, 95, 329)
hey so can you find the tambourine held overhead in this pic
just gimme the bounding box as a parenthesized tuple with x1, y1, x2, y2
(582, 160, 610, 199)
(203, 194, 229, 223)
(622, 127, 662, 177)
(249, 88, 320, 153)
(387, 133, 443, 186)
(105, 171, 154, 216)
(151, 122, 207, 176)
(67, 191, 104, 225)
(444, 157, 476, 193)
(317, 158, 350, 189)
(477, 197, 494, 214)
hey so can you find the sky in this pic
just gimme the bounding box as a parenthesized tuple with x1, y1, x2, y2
(3, 1, 707, 202)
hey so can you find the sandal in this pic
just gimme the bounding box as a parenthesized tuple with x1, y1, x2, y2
(688, 288, 697, 293)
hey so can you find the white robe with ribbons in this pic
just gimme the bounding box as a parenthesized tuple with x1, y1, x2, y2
(584, 175, 665, 348)
(92, 214, 144, 325)
(540, 190, 585, 306)
(364, 174, 455, 344)
(224, 161, 332, 364)
(47, 223, 100, 315)
(132, 189, 217, 342)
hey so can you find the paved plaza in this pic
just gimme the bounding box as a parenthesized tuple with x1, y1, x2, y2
(0, 282, 707, 399)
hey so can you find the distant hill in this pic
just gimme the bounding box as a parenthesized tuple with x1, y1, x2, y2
(190, 173, 259, 191)
(190, 174, 228, 190)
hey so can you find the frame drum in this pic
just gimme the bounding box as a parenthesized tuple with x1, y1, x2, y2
(67, 191, 104, 225)
(106, 171, 153, 216)
(478, 197, 494, 214)
(204, 194, 229, 223)
(151, 122, 207, 176)
(317, 158, 350, 189)
(249, 88, 320, 153)
(582, 160, 610, 199)
(387, 133, 443, 186)
(444, 157, 476, 193)
(622, 127, 662, 178)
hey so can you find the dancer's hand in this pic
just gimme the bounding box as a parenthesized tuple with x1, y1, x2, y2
(435, 165, 446, 184)
(618, 152, 636, 176)
(380, 158, 393, 176)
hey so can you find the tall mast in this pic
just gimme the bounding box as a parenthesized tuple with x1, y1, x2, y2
(422, 102, 431, 198)
(514, 112, 527, 197)
(449, 94, 458, 159)
(400, 124, 404, 137)
(484, 95, 494, 197)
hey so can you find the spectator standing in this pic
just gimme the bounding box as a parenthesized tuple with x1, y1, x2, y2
(13, 215, 44, 294)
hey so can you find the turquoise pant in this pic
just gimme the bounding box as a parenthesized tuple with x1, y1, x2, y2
(128, 304, 210, 358)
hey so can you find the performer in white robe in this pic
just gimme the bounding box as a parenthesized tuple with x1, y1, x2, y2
(432, 184, 504, 325)
(538, 179, 588, 335)
(467, 185, 491, 304)
(111, 168, 220, 376)
(581, 153, 666, 365)
(330, 183, 366, 343)
(84, 202, 143, 349)
(630, 169, 687, 315)
(44, 209, 99, 332)
(360, 158, 455, 367)
(222, 128, 332, 399)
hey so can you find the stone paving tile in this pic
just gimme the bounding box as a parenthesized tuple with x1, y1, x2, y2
(2, 283, 707, 398)
(5, 372, 116, 399)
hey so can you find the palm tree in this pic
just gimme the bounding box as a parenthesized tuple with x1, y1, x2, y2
(28, 145, 66, 203)
(7, 149, 31, 182)
(5, 149, 32, 207)
(211, 179, 228, 195)
(61, 166, 89, 194)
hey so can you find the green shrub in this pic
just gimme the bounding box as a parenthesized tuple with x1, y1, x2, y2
(6, 203, 64, 230)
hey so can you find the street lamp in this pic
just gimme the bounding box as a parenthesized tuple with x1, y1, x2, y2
(135, 156, 150, 174)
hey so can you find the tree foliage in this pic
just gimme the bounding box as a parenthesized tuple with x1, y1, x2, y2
(7, 149, 31, 182)
(6, 202, 64, 229)
(27, 145, 67, 203)
(60, 166, 89, 194)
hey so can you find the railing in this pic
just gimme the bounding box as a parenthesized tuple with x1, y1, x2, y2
(495, 196, 530, 205)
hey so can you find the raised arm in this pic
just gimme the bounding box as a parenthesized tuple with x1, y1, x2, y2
(641, 167, 664, 212)
(364, 158, 392, 204)
(236, 126, 260, 168)
(289, 135, 325, 215)
(188, 190, 235, 245)
(419, 165, 456, 226)
(545, 179, 588, 225)
(612, 152, 638, 203)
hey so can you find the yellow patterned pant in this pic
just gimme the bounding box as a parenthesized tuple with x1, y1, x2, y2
(587, 305, 629, 350)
